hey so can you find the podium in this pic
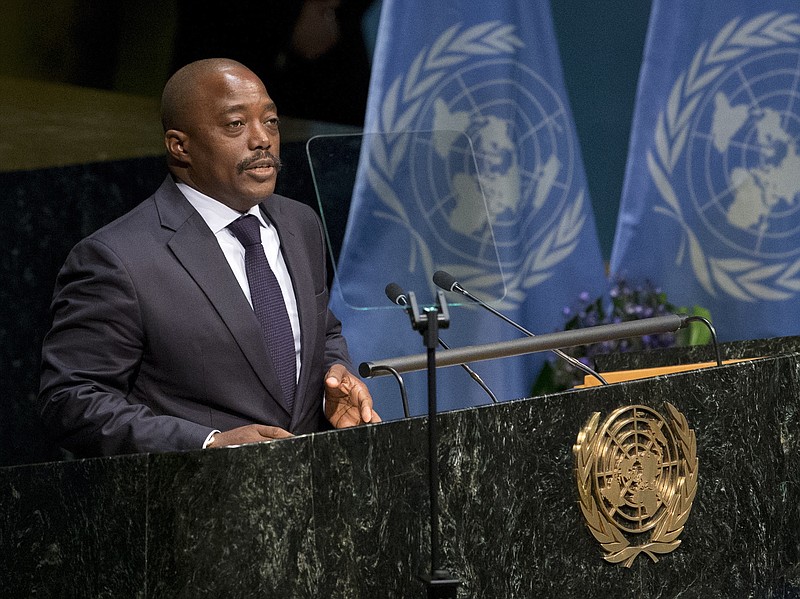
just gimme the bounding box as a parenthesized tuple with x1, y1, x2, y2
(2, 341, 799, 597)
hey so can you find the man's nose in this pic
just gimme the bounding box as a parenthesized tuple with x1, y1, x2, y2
(250, 122, 275, 150)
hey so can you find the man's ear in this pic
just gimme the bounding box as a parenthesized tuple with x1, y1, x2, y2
(164, 130, 189, 163)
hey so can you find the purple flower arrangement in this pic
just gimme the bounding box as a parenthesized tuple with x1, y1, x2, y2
(531, 279, 710, 394)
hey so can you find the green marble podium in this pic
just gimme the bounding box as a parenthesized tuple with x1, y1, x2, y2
(2, 346, 799, 598)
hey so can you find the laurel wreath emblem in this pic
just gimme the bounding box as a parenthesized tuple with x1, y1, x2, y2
(367, 21, 588, 308)
(648, 11, 800, 302)
(574, 403, 698, 567)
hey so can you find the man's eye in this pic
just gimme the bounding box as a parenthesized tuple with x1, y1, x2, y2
(265, 117, 280, 130)
(228, 120, 244, 128)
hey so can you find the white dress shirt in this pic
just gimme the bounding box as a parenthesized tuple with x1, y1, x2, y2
(176, 183, 302, 379)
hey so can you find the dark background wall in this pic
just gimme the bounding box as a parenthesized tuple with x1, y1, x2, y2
(551, 1, 652, 259)
(0, 0, 652, 254)
(0, 1, 652, 466)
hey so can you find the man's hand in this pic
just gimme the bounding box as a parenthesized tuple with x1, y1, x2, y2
(207, 424, 293, 448)
(324, 363, 381, 428)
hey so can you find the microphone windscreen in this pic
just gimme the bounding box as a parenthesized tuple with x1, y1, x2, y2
(385, 282, 406, 305)
(433, 270, 457, 292)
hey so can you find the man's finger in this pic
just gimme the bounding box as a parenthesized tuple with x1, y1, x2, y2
(360, 401, 373, 423)
(257, 425, 293, 439)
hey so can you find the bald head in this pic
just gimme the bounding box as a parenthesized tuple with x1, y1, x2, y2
(161, 58, 256, 132)
(160, 58, 282, 211)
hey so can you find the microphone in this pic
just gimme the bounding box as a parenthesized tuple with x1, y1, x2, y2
(385, 283, 498, 403)
(432, 270, 608, 386)
(385, 282, 409, 308)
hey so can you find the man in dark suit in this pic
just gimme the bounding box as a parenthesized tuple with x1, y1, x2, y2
(38, 58, 379, 456)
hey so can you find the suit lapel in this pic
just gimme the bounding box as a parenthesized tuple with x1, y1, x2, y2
(154, 178, 291, 417)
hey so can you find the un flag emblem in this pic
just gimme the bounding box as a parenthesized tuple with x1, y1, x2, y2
(366, 22, 590, 309)
(649, 12, 800, 301)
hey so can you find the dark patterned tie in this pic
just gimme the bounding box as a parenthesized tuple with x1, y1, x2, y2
(227, 214, 296, 412)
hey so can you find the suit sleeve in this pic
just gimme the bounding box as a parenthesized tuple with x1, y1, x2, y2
(38, 238, 214, 456)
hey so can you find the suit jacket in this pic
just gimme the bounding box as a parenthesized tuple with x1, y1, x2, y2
(38, 176, 351, 456)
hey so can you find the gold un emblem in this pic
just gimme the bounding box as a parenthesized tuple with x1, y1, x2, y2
(574, 403, 698, 567)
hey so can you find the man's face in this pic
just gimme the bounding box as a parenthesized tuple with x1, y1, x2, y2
(175, 66, 281, 212)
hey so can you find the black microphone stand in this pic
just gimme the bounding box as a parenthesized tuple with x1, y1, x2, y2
(404, 290, 459, 598)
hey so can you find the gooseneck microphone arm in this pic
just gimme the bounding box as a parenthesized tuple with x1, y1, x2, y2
(385, 283, 498, 403)
(432, 270, 609, 387)
(435, 337, 498, 403)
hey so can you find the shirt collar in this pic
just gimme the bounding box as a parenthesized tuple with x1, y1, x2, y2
(176, 182, 268, 233)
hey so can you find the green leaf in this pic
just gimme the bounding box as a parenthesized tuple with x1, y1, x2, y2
(676, 305, 713, 346)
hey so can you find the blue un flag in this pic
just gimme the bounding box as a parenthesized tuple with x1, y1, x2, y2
(323, 0, 607, 419)
(611, 3, 800, 341)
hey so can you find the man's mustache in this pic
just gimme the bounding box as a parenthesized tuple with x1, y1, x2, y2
(237, 151, 283, 174)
